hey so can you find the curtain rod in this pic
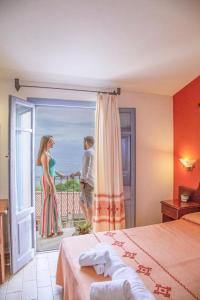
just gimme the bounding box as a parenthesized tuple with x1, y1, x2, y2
(15, 78, 121, 96)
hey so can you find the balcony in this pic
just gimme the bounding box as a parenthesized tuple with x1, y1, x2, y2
(35, 176, 84, 229)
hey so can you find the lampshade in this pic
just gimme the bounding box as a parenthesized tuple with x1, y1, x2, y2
(179, 158, 196, 171)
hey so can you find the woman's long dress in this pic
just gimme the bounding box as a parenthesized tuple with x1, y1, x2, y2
(40, 157, 62, 237)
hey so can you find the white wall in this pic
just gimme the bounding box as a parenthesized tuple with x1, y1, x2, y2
(0, 79, 173, 226)
(118, 92, 173, 226)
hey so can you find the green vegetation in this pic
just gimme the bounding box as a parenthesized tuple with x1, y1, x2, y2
(56, 178, 80, 192)
(75, 220, 92, 235)
(35, 178, 80, 192)
(35, 185, 42, 191)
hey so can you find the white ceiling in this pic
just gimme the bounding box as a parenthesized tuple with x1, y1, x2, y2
(0, 0, 200, 95)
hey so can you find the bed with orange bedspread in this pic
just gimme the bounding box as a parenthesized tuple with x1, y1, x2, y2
(56, 214, 200, 300)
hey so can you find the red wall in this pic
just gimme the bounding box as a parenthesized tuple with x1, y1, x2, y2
(173, 76, 200, 198)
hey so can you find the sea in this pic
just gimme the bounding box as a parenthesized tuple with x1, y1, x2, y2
(35, 105, 95, 186)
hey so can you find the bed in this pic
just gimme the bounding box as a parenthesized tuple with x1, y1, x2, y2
(56, 213, 200, 300)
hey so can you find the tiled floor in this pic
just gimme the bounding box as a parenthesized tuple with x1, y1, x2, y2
(36, 227, 75, 251)
(0, 251, 63, 300)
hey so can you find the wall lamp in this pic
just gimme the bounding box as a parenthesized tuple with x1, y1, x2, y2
(179, 158, 196, 171)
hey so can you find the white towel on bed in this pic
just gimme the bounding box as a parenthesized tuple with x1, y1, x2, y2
(93, 264, 105, 275)
(79, 243, 125, 277)
(95, 242, 126, 277)
(79, 243, 116, 269)
(90, 279, 131, 300)
(93, 256, 126, 276)
(79, 248, 110, 266)
(113, 267, 155, 300)
(104, 255, 126, 277)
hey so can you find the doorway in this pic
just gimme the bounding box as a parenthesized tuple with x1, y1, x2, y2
(9, 96, 136, 274)
(32, 99, 96, 251)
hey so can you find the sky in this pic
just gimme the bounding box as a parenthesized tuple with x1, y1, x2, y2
(35, 105, 95, 181)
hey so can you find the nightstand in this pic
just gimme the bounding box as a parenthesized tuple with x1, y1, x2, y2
(161, 199, 200, 222)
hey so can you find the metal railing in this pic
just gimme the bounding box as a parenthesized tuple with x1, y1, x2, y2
(35, 175, 84, 228)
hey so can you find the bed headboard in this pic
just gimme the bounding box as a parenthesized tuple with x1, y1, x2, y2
(179, 183, 200, 202)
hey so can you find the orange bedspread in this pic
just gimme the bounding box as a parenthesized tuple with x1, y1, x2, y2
(56, 219, 200, 300)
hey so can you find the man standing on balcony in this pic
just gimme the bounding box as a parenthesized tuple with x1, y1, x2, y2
(71, 136, 95, 225)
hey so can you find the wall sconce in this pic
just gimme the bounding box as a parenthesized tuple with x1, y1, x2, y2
(179, 158, 196, 171)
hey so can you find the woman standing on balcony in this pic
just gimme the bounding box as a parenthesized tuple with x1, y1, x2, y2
(37, 135, 63, 238)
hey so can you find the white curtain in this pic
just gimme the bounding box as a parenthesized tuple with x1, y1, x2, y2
(93, 93, 125, 231)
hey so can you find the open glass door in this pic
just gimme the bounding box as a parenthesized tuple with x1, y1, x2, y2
(9, 96, 35, 273)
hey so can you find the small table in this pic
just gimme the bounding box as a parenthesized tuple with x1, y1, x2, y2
(0, 199, 8, 283)
(161, 199, 200, 222)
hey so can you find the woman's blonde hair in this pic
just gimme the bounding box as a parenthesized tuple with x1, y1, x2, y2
(37, 135, 53, 166)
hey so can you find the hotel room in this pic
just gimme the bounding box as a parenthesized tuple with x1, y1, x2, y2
(0, 0, 200, 299)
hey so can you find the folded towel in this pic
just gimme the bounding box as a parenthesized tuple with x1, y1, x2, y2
(95, 242, 126, 277)
(113, 267, 155, 300)
(90, 279, 131, 300)
(79, 249, 110, 267)
(104, 255, 126, 277)
(112, 266, 138, 281)
(79, 243, 125, 277)
(93, 264, 105, 275)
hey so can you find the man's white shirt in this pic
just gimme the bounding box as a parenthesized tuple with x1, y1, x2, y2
(80, 147, 95, 188)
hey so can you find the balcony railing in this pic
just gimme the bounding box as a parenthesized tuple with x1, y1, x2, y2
(35, 175, 84, 228)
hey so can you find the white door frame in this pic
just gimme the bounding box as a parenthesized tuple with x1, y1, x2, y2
(9, 96, 36, 274)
